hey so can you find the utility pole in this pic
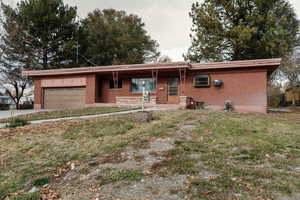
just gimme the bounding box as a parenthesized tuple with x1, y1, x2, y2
(76, 40, 79, 64)
(142, 80, 145, 112)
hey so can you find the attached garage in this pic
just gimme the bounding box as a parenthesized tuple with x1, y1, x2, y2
(43, 87, 86, 109)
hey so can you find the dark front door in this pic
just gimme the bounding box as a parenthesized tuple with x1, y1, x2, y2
(167, 77, 180, 104)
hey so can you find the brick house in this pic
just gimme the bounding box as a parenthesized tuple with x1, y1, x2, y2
(22, 58, 281, 113)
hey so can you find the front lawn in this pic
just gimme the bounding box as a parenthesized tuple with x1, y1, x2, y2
(0, 107, 137, 123)
(0, 110, 299, 200)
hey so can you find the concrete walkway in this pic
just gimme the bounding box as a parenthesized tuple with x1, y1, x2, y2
(0, 108, 175, 128)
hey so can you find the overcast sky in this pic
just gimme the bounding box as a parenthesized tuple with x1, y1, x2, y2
(4, 0, 300, 61)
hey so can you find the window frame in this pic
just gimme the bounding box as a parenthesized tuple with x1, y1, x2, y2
(131, 78, 156, 94)
(193, 74, 210, 87)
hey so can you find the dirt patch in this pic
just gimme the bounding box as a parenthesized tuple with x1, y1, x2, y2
(55, 136, 180, 199)
(277, 193, 300, 200)
(55, 118, 201, 199)
(100, 175, 188, 200)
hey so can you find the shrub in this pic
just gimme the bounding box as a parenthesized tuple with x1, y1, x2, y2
(6, 119, 29, 128)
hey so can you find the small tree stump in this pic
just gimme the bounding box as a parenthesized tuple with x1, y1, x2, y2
(132, 111, 153, 122)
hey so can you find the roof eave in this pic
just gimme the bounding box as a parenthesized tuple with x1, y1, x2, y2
(22, 65, 189, 77)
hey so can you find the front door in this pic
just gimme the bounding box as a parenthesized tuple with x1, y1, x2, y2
(167, 77, 180, 104)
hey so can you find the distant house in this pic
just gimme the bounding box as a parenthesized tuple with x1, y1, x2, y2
(22, 58, 281, 113)
(0, 96, 13, 110)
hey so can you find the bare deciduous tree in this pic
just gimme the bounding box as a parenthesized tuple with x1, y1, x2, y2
(0, 3, 35, 109)
(0, 68, 29, 109)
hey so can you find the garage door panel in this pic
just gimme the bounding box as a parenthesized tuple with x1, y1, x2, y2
(44, 87, 86, 109)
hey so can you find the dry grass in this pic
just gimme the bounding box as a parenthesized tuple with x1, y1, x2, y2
(173, 111, 300, 199)
(0, 107, 136, 123)
(0, 110, 183, 199)
(0, 110, 299, 200)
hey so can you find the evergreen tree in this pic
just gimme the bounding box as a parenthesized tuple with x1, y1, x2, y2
(185, 0, 300, 62)
(16, 0, 78, 69)
(79, 9, 160, 66)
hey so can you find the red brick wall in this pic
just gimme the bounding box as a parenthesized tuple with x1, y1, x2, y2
(34, 78, 42, 109)
(33, 68, 268, 113)
(86, 74, 97, 105)
(185, 69, 268, 113)
(99, 79, 131, 103)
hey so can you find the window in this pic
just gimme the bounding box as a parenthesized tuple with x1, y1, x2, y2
(109, 79, 122, 89)
(131, 78, 156, 93)
(193, 75, 210, 87)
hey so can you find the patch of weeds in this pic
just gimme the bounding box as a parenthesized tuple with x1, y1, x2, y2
(234, 148, 266, 161)
(274, 182, 294, 195)
(103, 141, 129, 154)
(167, 148, 183, 156)
(62, 119, 135, 140)
(32, 177, 50, 187)
(189, 175, 275, 200)
(78, 167, 90, 175)
(131, 137, 150, 149)
(168, 157, 198, 174)
(13, 192, 41, 200)
(62, 127, 81, 140)
(6, 119, 29, 128)
(87, 121, 134, 138)
(100, 150, 127, 164)
(148, 127, 165, 137)
(98, 169, 144, 185)
(147, 122, 176, 137)
(174, 140, 207, 153)
(151, 156, 197, 176)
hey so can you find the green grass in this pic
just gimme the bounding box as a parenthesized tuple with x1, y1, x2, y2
(0, 107, 137, 123)
(5, 118, 29, 128)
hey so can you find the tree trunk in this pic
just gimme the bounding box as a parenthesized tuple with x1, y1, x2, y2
(16, 100, 20, 110)
(292, 94, 296, 106)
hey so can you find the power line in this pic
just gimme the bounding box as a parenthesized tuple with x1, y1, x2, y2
(74, 14, 99, 66)
(79, 54, 98, 66)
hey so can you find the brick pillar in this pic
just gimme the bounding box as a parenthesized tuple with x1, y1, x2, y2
(34, 78, 42, 109)
(86, 74, 97, 105)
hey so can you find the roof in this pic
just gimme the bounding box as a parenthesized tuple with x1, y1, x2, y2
(22, 58, 281, 77)
(190, 58, 282, 70)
